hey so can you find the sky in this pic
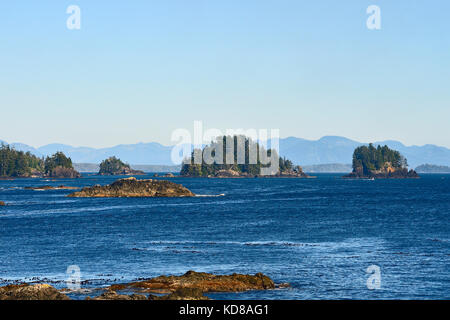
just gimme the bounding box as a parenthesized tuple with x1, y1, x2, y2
(0, 0, 449, 148)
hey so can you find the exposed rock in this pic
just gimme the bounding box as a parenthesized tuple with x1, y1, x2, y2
(25, 185, 80, 191)
(151, 288, 209, 300)
(0, 284, 70, 300)
(100, 167, 145, 176)
(86, 290, 147, 300)
(163, 173, 175, 178)
(212, 167, 310, 178)
(0, 201, 5, 206)
(109, 270, 275, 294)
(345, 167, 420, 179)
(273, 166, 310, 178)
(214, 169, 243, 178)
(67, 177, 195, 198)
(46, 166, 81, 179)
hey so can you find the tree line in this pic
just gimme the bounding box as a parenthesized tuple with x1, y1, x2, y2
(0, 144, 74, 177)
(352, 144, 408, 174)
(180, 136, 295, 177)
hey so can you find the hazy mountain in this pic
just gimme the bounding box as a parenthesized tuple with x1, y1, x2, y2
(2, 136, 450, 168)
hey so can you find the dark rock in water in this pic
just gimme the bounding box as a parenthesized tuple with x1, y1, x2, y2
(46, 166, 81, 179)
(25, 185, 80, 191)
(0, 201, 5, 206)
(67, 177, 195, 198)
(86, 290, 147, 300)
(0, 284, 70, 300)
(214, 169, 244, 178)
(109, 270, 275, 294)
(151, 288, 209, 300)
(208, 167, 310, 178)
(162, 173, 175, 178)
(344, 167, 420, 179)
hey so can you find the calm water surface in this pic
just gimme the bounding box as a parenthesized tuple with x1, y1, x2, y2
(0, 174, 449, 299)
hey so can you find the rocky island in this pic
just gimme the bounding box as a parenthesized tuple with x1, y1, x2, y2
(98, 156, 145, 176)
(0, 271, 281, 300)
(67, 177, 195, 198)
(0, 145, 80, 179)
(180, 135, 309, 178)
(344, 144, 419, 179)
(0, 284, 70, 300)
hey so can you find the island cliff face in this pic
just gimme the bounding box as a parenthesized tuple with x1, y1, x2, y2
(344, 144, 419, 179)
(67, 177, 195, 198)
(98, 156, 145, 176)
(180, 135, 309, 178)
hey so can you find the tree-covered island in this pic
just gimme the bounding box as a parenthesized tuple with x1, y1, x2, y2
(0, 145, 80, 178)
(180, 135, 308, 178)
(98, 156, 145, 176)
(344, 144, 419, 179)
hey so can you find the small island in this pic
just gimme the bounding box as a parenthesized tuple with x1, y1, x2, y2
(0, 145, 80, 179)
(98, 156, 145, 176)
(180, 135, 309, 178)
(344, 144, 419, 179)
(0, 271, 281, 300)
(67, 177, 195, 198)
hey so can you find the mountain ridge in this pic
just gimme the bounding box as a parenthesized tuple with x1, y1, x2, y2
(2, 136, 450, 168)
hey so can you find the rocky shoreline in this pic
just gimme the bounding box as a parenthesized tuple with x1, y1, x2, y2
(344, 167, 420, 179)
(183, 168, 311, 178)
(67, 177, 195, 198)
(0, 271, 284, 300)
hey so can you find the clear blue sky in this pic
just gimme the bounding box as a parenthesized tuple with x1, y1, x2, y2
(1, 0, 449, 148)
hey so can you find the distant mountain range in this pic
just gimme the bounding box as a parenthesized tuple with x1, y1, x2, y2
(2, 136, 450, 169)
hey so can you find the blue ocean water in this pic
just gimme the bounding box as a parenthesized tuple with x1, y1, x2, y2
(0, 174, 449, 300)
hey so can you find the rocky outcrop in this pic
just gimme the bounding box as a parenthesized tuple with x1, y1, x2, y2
(67, 177, 195, 198)
(211, 167, 310, 178)
(151, 288, 209, 300)
(0, 284, 70, 300)
(86, 291, 147, 300)
(162, 173, 175, 178)
(99, 167, 145, 176)
(273, 167, 310, 178)
(345, 167, 420, 179)
(46, 166, 81, 179)
(0, 201, 5, 206)
(214, 169, 244, 178)
(109, 270, 275, 294)
(25, 185, 80, 191)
